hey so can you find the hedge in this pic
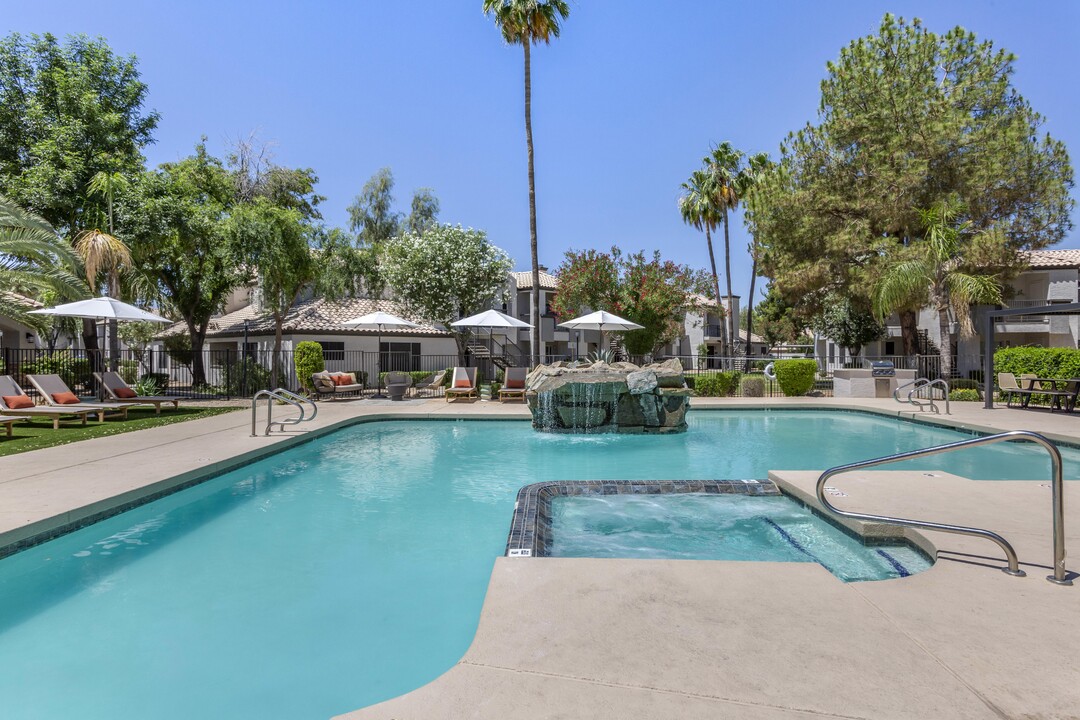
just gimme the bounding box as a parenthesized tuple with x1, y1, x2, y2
(949, 389, 980, 402)
(994, 347, 1080, 380)
(740, 375, 765, 397)
(774, 359, 817, 396)
(294, 341, 326, 391)
(694, 371, 741, 397)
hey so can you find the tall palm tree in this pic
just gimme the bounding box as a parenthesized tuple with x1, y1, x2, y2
(483, 0, 570, 365)
(873, 198, 1003, 379)
(0, 195, 86, 333)
(705, 142, 751, 357)
(740, 154, 778, 354)
(84, 170, 133, 369)
(679, 169, 727, 353)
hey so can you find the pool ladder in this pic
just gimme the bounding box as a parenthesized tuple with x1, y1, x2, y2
(894, 377, 950, 414)
(816, 430, 1071, 585)
(251, 388, 318, 437)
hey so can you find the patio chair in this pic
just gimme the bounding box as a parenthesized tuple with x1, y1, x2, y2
(0, 375, 96, 428)
(498, 367, 528, 403)
(410, 370, 447, 398)
(384, 372, 413, 401)
(445, 367, 478, 402)
(95, 371, 180, 415)
(26, 374, 138, 420)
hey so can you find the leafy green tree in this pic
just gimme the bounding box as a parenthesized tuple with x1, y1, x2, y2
(551, 247, 707, 356)
(740, 156, 780, 353)
(874, 198, 1004, 378)
(812, 294, 886, 358)
(0, 33, 158, 233)
(0, 195, 85, 327)
(483, 0, 570, 364)
(752, 285, 806, 349)
(756, 14, 1073, 354)
(293, 341, 325, 393)
(380, 224, 512, 357)
(227, 198, 317, 388)
(130, 142, 243, 386)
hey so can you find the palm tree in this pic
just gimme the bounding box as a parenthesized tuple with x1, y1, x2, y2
(85, 170, 132, 369)
(740, 155, 778, 355)
(704, 142, 753, 357)
(0, 195, 86, 327)
(873, 198, 1003, 379)
(679, 169, 728, 353)
(483, 0, 570, 365)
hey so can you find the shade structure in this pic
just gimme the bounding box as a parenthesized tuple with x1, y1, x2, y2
(449, 309, 531, 330)
(28, 296, 170, 323)
(340, 311, 420, 398)
(556, 310, 644, 332)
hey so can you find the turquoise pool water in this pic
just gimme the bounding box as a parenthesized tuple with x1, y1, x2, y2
(549, 494, 933, 581)
(0, 411, 1075, 719)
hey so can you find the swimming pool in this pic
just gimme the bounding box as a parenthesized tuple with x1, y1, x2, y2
(0, 411, 1074, 719)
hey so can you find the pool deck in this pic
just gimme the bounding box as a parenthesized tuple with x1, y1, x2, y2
(1, 396, 1078, 719)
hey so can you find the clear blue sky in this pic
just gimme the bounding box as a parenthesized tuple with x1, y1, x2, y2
(6, 1, 1079, 304)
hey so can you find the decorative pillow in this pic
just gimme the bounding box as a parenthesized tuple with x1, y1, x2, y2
(2, 394, 33, 410)
(114, 387, 137, 399)
(332, 374, 351, 387)
(506, 378, 525, 389)
(344, 373, 357, 385)
(51, 392, 82, 405)
(311, 373, 335, 392)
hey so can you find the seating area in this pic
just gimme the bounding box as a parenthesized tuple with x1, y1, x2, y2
(95, 371, 181, 414)
(997, 372, 1080, 413)
(310, 371, 365, 400)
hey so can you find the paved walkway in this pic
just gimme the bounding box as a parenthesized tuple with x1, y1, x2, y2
(1, 395, 1077, 719)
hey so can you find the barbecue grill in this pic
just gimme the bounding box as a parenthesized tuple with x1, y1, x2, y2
(870, 360, 896, 377)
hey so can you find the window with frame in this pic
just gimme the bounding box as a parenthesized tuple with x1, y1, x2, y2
(322, 341, 345, 361)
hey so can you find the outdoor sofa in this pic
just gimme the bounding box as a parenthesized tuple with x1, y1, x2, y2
(311, 371, 364, 400)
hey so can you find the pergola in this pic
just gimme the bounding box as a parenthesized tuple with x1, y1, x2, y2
(981, 302, 1080, 409)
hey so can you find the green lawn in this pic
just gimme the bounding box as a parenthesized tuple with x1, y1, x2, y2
(0, 406, 242, 457)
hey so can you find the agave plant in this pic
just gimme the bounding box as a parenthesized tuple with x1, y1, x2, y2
(587, 348, 616, 364)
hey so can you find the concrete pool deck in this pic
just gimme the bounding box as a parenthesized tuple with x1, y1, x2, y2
(0, 396, 1077, 718)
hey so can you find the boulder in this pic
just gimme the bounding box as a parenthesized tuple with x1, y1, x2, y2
(626, 370, 658, 395)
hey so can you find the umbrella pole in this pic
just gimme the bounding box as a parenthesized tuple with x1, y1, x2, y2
(373, 325, 385, 398)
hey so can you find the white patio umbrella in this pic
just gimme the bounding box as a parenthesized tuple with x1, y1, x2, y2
(29, 297, 171, 396)
(341, 311, 420, 398)
(450, 309, 532, 370)
(557, 310, 643, 360)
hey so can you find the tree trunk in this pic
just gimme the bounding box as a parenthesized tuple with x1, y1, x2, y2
(937, 304, 953, 380)
(272, 314, 283, 389)
(186, 318, 208, 388)
(745, 253, 758, 356)
(722, 206, 736, 363)
(523, 42, 541, 367)
(81, 318, 102, 377)
(900, 309, 919, 356)
(703, 226, 726, 359)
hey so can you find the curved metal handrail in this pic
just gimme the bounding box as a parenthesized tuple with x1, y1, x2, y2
(893, 377, 926, 403)
(251, 389, 304, 437)
(816, 430, 1070, 585)
(272, 388, 318, 423)
(907, 378, 950, 415)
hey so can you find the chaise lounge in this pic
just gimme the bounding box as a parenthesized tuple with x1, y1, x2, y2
(445, 367, 478, 402)
(0, 375, 97, 428)
(498, 366, 528, 403)
(95, 371, 180, 414)
(27, 374, 138, 420)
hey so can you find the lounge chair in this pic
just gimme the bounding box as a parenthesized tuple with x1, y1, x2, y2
(0, 375, 96, 428)
(26, 374, 138, 420)
(0, 414, 32, 437)
(410, 370, 446, 398)
(445, 367, 478, 402)
(95, 371, 180, 415)
(498, 367, 528, 403)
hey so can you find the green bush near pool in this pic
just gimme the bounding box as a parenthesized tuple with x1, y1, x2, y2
(774, 359, 817, 396)
(693, 371, 741, 397)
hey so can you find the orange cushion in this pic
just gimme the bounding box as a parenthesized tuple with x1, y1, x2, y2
(2, 394, 33, 409)
(51, 391, 81, 405)
(114, 387, 137, 398)
(332, 374, 351, 386)
(454, 379, 471, 388)
(506, 378, 525, 389)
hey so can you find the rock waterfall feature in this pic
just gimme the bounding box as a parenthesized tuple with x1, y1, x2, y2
(525, 359, 690, 433)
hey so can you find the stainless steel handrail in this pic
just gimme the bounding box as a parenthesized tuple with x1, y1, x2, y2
(816, 430, 1071, 585)
(251, 389, 308, 437)
(894, 377, 950, 414)
(272, 388, 318, 423)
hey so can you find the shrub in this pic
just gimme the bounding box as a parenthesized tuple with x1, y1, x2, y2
(949, 389, 980, 402)
(21, 352, 92, 391)
(140, 373, 170, 393)
(994, 347, 1080, 380)
(294, 342, 326, 392)
(117, 359, 139, 384)
(774, 359, 817, 396)
(216, 357, 271, 395)
(694, 371, 741, 397)
(347, 370, 370, 388)
(741, 375, 765, 397)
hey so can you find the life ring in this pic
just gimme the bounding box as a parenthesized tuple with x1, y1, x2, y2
(763, 362, 776, 380)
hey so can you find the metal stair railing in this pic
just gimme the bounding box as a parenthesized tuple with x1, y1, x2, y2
(251, 387, 317, 437)
(816, 430, 1071, 585)
(894, 377, 950, 414)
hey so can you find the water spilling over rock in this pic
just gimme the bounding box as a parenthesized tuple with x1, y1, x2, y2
(525, 358, 690, 433)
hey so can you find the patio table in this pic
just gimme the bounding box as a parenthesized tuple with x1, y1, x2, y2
(1020, 378, 1080, 412)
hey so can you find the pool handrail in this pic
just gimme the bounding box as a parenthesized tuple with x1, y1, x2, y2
(894, 377, 950, 414)
(251, 388, 316, 437)
(816, 430, 1071, 586)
